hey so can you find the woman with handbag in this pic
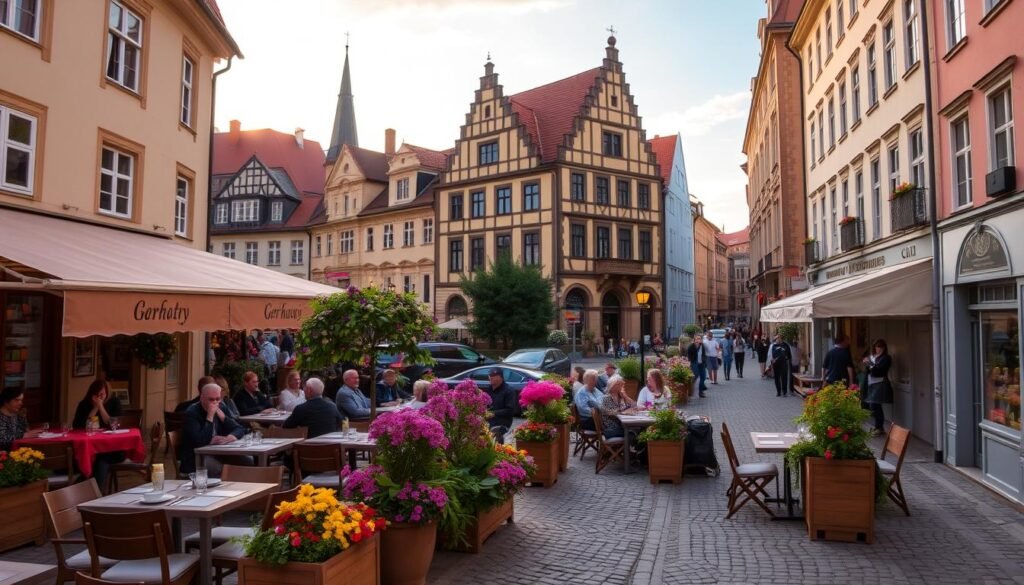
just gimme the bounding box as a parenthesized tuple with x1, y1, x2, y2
(861, 339, 893, 437)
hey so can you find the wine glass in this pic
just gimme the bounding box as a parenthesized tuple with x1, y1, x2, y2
(40, 422, 49, 434)
(109, 418, 120, 432)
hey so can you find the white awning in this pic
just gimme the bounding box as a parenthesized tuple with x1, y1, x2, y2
(760, 258, 933, 323)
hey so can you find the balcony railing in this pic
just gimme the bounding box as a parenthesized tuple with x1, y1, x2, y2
(890, 188, 928, 232)
(804, 240, 820, 264)
(840, 218, 865, 252)
(763, 253, 773, 271)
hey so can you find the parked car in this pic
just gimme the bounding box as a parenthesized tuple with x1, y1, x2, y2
(418, 342, 495, 378)
(373, 346, 432, 385)
(440, 364, 545, 415)
(501, 348, 571, 377)
(709, 329, 727, 340)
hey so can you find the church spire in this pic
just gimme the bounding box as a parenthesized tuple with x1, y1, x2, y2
(326, 36, 358, 163)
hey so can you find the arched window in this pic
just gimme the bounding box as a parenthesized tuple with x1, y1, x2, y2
(446, 296, 468, 319)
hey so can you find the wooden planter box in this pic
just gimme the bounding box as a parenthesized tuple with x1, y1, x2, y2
(556, 422, 569, 472)
(804, 457, 875, 544)
(647, 439, 685, 484)
(381, 522, 436, 585)
(517, 439, 558, 487)
(667, 381, 690, 406)
(0, 479, 47, 553)
(238, 531, 380, 585)
(446, 498, 514, 554)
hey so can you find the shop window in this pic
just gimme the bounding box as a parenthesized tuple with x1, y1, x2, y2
(979, 309, 1020, 430)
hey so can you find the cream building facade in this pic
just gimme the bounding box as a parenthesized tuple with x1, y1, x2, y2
(435, 36, 664, 345)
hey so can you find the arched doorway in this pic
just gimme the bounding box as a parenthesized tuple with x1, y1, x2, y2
(565, 288, 588, 341)
(446, 295, 468, 320)
(601, 292, 621, 347)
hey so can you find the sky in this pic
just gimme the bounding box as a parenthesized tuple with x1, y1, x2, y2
(214, 0, 764, 233)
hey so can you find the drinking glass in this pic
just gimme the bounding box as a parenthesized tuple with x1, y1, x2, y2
(193, 468, 208, 495)
(109, 418, 120, 432)
(40, 422, 49, 434)
(253, 430, 263, 445)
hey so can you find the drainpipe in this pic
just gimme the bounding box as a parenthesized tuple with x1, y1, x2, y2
(919, 0, 944, 463)
(785, 34, 813, 369)
(205, 57, 234, 375)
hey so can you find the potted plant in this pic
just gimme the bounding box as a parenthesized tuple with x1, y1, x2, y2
(341, 409, 450, 585)
(892, 181, 916, 198)
(420, 380, 531, 553)
(519, 380, 572, 472)
(0, 447, 48, 552)
(513, 421, 558, 488)
(616, 356, 642, 401)
(237, 485, 384, 585)
(546, 329, 569, 348)
(785, 383, 883, 543)
(662, 356, 695, 406)
(582, 330, 596, 357)
(637, 408, 687, 484)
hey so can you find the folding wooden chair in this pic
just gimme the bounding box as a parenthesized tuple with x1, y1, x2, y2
(107, 422, 162, 494)
(721, 422, 778, 519)
(570, 403, 599, 459)
(592, 411, 625, 474)
(43, 479, 119, 584)
(877, 423, 911, 516)
(81, 509, 198, 585)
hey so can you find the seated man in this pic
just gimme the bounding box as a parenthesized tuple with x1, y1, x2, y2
(284, 377, 343, 438)
(596, 363, 617, 391)
(180, 383, 246, 477)
(233, 371, 274, 416)
(376, 369, 413, 407)
(174, 376, 214, 412)
(484, 368, 517, 442)
(335, 369, 371, 421)
(574, 370, 604, 431)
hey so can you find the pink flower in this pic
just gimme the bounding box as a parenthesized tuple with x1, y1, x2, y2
(824, 450, 833, 460)
(518, 381, 565, 408)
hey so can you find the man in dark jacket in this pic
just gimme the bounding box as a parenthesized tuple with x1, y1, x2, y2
(687, 336, 708, 397)
(821, 334, 855, 387)
(233, 371, 274, 416)
(180, 384, 246, 476)
(767, 335, 793, 397)
(485, 368, 517, 442)
(284, 378, 343, 438)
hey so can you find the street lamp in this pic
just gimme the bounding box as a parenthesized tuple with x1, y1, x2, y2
(635, 290, 651, 384)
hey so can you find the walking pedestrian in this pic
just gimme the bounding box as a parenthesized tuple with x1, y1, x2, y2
(862, 339, 893, 436)
(767, 334, 792, 397)
(734, 333, 747, 378)
(821, 334, 855, 386)
(754, 334, 770, 378)
(687, 336, 708, 397)
(703, 332, 721, 385)
(721, 332, 735, 381)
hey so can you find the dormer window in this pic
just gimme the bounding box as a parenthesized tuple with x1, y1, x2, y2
(270, 200, 283, 222)
(397, 178, 410, 201)
(231, 199, 258, 222)
(602, 131, 623, 157)
(479, 141, 498, 165)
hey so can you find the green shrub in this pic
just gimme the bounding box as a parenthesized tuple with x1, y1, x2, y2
(547, 329, 569, 346)
(683, 324, 702, 337)
(616, 356, 642, 381)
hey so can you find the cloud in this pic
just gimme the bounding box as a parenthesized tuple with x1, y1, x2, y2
(648, 91, 751, 138)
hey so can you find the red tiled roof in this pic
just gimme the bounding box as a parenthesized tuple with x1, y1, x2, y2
(285, 193, 323, 229)
(508, 68, 602, 162)
(770, 0, 804, 26)
(648, 135, 677, 186)
(404, 144, 449, 172)
(213, 129, 325, 194)
(719, 227, 750, 246)
(345, 145, 390, 183)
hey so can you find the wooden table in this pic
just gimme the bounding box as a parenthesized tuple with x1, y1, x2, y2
(194, 437, 303, 467)
(78, 480, 277, 585)
(791, 374, 823, 397)
(302, 431, 377, 468)
(750, 432, 802, 520)
(0, 561, 56, 585)
(616, 413, 657, 473)
(238, 410, 290, 426)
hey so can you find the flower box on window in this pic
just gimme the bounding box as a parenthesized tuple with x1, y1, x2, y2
(840, 218, 865, 251)
(890, 187, 927, 232)
(804, 239, 821, 264)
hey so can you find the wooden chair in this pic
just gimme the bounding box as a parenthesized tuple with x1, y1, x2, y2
(720, 422, 778, 519)
(877, 423, 911, 516)
(592, 411, 625, 474)
(166, 430, 184, 479)
(42, 479, 119, 585)
(570, 403, 599, 459)
(75, 573, 142, 585)
(162, 412, 186, 456)
(107, 422, 162, 494)
(81, 509, 198, 585)
(209, 486, 301, 585)
(291, 443, 342, 488)
(36, 440, 78, 489)
(264, 426, 307, 439)
(117, 409, 143, 431)
(183, 465, 285, 553)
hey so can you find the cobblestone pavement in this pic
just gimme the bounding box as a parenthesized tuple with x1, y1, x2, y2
(4, 369, 1024, 584)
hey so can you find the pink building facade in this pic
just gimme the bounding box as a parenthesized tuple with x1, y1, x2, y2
(930, 0, 1024, 502)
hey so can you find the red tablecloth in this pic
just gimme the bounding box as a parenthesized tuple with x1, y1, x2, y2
(14, 428, 146, 477)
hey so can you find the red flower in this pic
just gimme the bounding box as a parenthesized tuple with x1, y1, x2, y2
(824, 450, 834, 460)
(841, 434, 849, 442)
(274, 525, 285, 535)
(826, 427, 840, 439)
(291, 536, 301, 547)
(352, 532, 362, 542)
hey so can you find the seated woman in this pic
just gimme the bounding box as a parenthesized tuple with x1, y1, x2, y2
(278, 371, 306, 412)
(637, 370, 672, 409)
(571, 366, 587, 393)
(71, 379, 125, 488)
(598, 375, 637, 439)
(0, 387, 28, 451)
(407, 380, 431, 410)
(214, 376, 242, 422)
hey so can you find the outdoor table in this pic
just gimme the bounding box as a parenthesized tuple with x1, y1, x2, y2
(750, 431, 802, 520)
(13, 428, 145, 478)
(78, 479, 277, 585)
(0, 561, 57, 585)
(791, 374, 823, 398)
(616, 413, 657, 473)
(376, 403, 410, 413)
(194, 437, 303, 467)
(238, 410, 290, 426)
(302, 431, 377, 468)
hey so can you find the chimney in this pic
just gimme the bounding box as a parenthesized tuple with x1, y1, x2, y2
(384, 128, 396, 156)
(229, 119, 241, 141)
(294, 128, 305, 149)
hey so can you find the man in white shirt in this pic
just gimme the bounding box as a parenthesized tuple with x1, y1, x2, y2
(703, 332, 721, 385)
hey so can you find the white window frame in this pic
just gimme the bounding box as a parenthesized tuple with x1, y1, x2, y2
(816, 28, 823, 75)
(871, 158, 882, 240)
(231, 199, 259, 222)
(383, 224, 394, 249)
(290, 240, 304, 265)
(223, 242, 235, 259)
(106, 0, 143, 92)
(851, 66, 862, 122)
(214, 203, 228, 224)
(174, 175, 189, 237)
(882, 21, 896, 91)
(951, 115, 973, 208)
(99, 146, 134, 218)
(867, 44, 879, 106)
(817, 110, 825, 161)
(245, 242, 258, 265)
(839, 81, 848, 136)
(828, 97, 836, 148)
(837, 1, 845, 32)
(341, 230, 354, 254)
(180, 55, 194, 127)
(910, 127, 926, 188)
(0, 0, 41, 40)
(888, 144, 901, 193)
(849, 0, 858, 18)
(946, 0, 966, 49)
(842, 178, 850, 217)
(988, 84, 1015, 170)
(830, 186, 838, 254)
(314, 235, 321, 257)
(825, 8, 833, 57)
(423, 218, 433, 244)
(403, 220, 414, 247)
(0, 106, 37, 195)
(270, 200, 283, 222)
(810, 119, 817, 163)
(326, 233, 333, 256)
(397, 177, 410, 201)
(855, 169, 865, 219)
(903, 0, 920, 69)
(268, 241, 281, 266)
(812, 200, 819, 243)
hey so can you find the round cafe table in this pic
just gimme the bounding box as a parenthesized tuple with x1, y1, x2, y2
(14, 428, 145, 478)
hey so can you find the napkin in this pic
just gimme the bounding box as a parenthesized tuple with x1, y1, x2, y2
(103, 429, 130, 434)
(170, 496, 220, 507)
(204, 489, 244, 497)
(759, 440, 785, 445)
(124, 485, 154, 494)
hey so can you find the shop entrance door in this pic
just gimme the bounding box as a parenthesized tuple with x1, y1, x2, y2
(910, 320, 934, 443)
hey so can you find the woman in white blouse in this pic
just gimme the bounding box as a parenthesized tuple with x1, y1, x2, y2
(277, 370, 306, 411)
(637, 369, 672, 409)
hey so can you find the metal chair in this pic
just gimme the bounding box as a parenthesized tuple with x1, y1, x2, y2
(42, 479, 119, 584)
(877, 423, 912, 516)
(720, 422, 778, 519)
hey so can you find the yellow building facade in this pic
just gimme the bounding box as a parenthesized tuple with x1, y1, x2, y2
(436, 36, 664, 345)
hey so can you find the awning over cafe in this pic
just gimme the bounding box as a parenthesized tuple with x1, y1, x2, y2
(0, 207, 338, 337)
(760, 258, 932, 323)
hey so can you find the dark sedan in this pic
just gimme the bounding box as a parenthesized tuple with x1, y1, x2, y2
(501, 348, 572, 377)
(440, 365, 546, 415)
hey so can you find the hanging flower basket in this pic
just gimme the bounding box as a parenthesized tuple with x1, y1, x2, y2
(131, 333, 177, 369)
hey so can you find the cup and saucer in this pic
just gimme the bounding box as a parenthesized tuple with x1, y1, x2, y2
(140, 491, 176, 505)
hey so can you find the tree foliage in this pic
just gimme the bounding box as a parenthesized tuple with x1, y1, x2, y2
(460, 254, 555, 348)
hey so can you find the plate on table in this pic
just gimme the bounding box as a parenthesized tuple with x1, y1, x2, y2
(37, 432, 66, 439)
(103, 429, 130, 434)
(138, 493, 177, 505)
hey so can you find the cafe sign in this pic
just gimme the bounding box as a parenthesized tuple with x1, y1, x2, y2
(813, 234, 932, 285)
(958, 226, 1010, 279)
